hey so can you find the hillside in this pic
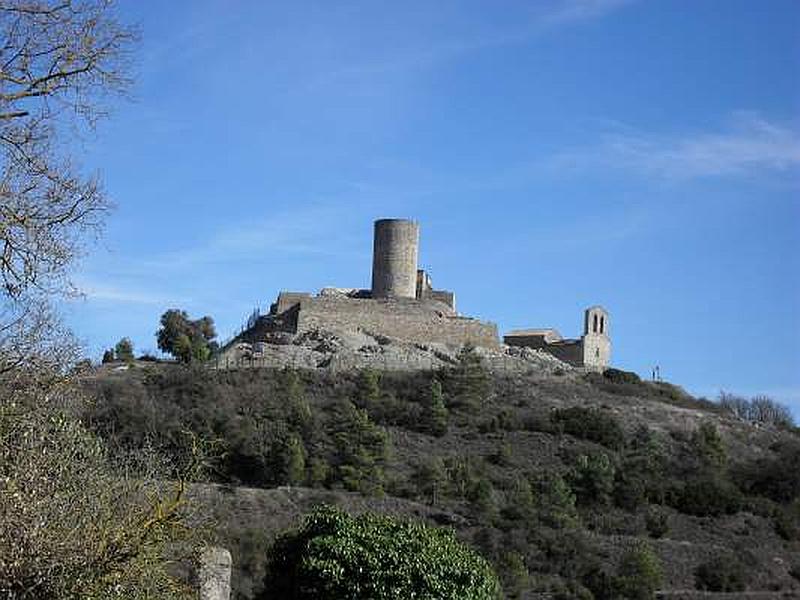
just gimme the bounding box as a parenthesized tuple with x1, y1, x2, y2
(82, 352, 800, 599)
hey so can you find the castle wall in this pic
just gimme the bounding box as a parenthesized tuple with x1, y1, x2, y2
(295, 296, 499, 348)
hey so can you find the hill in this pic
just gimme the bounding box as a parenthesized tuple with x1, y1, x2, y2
(81, 352, 800, 599)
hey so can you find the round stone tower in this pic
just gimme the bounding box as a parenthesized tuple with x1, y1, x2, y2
(371, 218, 419, 299)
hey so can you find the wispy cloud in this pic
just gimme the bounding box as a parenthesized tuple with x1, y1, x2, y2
(538, 0, 636, 28)
(301, 0, 635, 90)
(547, 113, 800, 179)
(76, 281, 180, 305)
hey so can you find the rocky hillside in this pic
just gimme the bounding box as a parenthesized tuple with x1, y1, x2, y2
(83, 343, 800, 599)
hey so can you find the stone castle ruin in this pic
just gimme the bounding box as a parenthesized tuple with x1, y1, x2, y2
(228, 218, 611, 371)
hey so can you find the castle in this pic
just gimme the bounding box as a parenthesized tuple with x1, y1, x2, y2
(240, 218, 611, 370)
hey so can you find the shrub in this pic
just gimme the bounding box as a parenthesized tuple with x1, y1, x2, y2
(552, 406, 625, 450)
(0, 388, 202, 599)
(733, 438, 800, 503)
(774, 500, 800, 541)
(644, 507, 669, 539)
(691, 421, 726, 471)
(603, 369, 641, 385)
(694, 554, 747, 592)
(568, 452, 616, 507)
(261, 506, 501, 599)
(614, 542, 663, 600)
(532, 472, 579, 529)
(672, 475, 742, 517)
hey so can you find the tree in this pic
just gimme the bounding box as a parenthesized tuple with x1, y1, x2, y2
(445, 342, 490, 410)
(614, 543, 663, 600)
(114, 337, 134, 363)
(0, 0, 136, 375)
(355, 367, 381, 410)
(330, 400, 390, 495)
(422, 377, 448, 436)
(568, 452, 616, 507)
(156, 309, 216, 363)
(261, 506, 500, 600)
(101, 348, 115, 364)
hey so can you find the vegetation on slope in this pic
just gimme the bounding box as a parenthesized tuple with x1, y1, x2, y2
(83, 351, 800, 599)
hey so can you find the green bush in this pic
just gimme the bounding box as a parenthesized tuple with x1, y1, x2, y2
(644, 507, 669, 539)
(261, 506, 501, 599)
(568, 452, 616, 507)
(614, 542, 663, 600)
(672, 475, 742, 517)
(603, 369, 641, 385)
(552, 406, 625, 450)
(694, 554, 747, 592)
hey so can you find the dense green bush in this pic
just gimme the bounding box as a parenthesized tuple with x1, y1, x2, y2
(671, 475, 743, 517)
(644, 507, 669, 539)
(603, 369, 641, 385)
(552, 406, 625, 450)
(261, 506, 501, 599)
(694, 554, 747, 592)
(733, 438, 800, 503)
(614, 543, 663, 600)
(568, 452, 616, 507)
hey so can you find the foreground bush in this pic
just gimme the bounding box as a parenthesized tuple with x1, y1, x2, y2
(262, 505, 500, 599)
(0, 385, 202, 599)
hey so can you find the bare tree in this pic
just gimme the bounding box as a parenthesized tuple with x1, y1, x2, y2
(0, 0, 136, 370)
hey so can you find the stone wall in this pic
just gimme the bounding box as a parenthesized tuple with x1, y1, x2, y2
(371, 219, 419, 299)
(295, 296, 500, 348)
(536, 341, 584, 366)
(582, 332, 611, 370)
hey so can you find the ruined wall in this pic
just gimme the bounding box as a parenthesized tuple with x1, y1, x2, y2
(296, 296, 499, 348)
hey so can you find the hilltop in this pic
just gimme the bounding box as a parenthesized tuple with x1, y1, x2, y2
(82, 348, 800, 599)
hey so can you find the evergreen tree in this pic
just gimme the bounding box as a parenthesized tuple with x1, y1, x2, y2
(422, 377, 448, 436)
(446, 342, 490, 410)
(284, 434, 306, 486)
(331, 400, 390, 496)
(355, 367, 381, 410)
(114, 337, 134, 363)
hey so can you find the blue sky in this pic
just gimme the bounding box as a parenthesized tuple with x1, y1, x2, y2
(66, 0, 800, 414)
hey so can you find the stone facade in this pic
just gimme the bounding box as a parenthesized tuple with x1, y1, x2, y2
(504, 306, 611, 370)
(229, 218, 610, 364)
(235, 218, 498, 350)
(371, 219, 419, 299)
(294, 294, 498, 348)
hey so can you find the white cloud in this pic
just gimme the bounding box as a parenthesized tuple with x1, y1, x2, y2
(300, 0, 635, 90)
(538, 0, 636, 28)
(548, 113, 800, 179)
(76, 281, 179, 305)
